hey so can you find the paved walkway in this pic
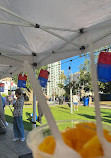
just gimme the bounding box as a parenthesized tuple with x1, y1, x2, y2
(0, 123, 32, 158)
(89, 103, 111, 109)
(63, 102, 111, 109)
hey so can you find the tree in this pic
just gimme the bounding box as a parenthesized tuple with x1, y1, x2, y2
(59, 72, 66, 80)
(58, 73, 78, 99)
(79, 59, 92, 92)
(58, 73, 70, 98)
(99, 81, 111, 94)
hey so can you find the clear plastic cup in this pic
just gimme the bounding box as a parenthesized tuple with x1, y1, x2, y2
(26, 120, 111, 158)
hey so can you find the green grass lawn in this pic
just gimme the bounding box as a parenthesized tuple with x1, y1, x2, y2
(4, 104, 111, 131)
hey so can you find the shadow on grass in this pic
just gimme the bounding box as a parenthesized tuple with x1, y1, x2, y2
(78, 113, 111, 124)
(58, 107, 69, 110)
(77, 113, 95, 120)
(101, 117, 111, 124)
(51, 108, 71, 114)
(101, 111, 111, 124)
(5, 114, 33, 131)
(101, 111, 111, 116)
(102, 115, 111, 119)
(26, 112, 32, 122)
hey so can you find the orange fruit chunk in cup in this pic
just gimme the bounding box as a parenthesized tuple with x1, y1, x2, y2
(80, 135, 103, 158)
(75, 122, 96, 152)
(38, 136, 55, 154)
(38, 122, 111, 158)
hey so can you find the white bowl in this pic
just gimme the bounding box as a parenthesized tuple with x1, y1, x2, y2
(26, 120, 111, 158)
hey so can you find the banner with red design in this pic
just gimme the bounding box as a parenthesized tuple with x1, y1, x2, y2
(18, 74, 27, 88)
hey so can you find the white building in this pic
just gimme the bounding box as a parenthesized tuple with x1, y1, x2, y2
(46, 61, 65, 100)
(1, 77, 17, 95)
(70, 72, 80, 83)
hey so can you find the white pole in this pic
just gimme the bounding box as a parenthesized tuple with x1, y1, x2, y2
(10, 77, 11, 94)
(70, 74, 73, 114)
(32, 68, 36, 129)
(10, 76, 12, 100)
(89, 42, 111, 157)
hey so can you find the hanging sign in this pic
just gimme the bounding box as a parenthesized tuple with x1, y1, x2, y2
(0, 83, 4, 92)
(97, 51, 111, 82)
(38, 69, 49, 87)
(18, 74, 27, 88)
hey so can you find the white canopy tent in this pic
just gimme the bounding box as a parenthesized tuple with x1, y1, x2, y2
(0, 0, 111, 157)
(0, 0, 111, 77)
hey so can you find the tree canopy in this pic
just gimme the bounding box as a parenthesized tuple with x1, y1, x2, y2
(79, 58, 92, 92)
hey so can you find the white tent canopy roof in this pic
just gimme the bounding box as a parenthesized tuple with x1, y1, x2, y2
(1, 1, 111, 154)
(0, 0, 111, 78)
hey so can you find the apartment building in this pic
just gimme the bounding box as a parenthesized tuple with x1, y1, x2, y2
(45, 61, 65, 100)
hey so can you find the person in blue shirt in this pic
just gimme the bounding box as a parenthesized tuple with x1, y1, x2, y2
(2, 96, 6, 109)
(0, 94, 6, 130)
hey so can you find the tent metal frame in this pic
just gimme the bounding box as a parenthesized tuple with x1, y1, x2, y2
(0, 5, 111, 53)
(0, 3, 111, 156)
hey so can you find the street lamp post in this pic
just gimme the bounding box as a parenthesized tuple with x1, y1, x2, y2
(70, 74, 73, 114)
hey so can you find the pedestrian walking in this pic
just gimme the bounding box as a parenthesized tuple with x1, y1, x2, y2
(73, 93, 80, 111)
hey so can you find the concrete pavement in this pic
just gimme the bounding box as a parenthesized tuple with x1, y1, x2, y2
(89, 102, 111, 109)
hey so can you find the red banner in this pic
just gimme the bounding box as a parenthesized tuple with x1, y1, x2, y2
(18, 74, 27, 81)
(0, 83, 4, 87)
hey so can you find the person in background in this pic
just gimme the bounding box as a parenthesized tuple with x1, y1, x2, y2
(2, 96, 6, 110)
(86, 96, 90, 107)
(13, 88, 25, 142)
(37, 103, 43, 124)
(72, 93, 79, 111)
(82, 96, 85, 106)
(63, 95, 65, 102)
(0, 94, 6, 131)
(37, 93, 49, 124)
(2, 96, 8, 126)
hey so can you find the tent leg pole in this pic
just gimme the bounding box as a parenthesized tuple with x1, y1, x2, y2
(32, 68, 36, 129)
(70, 86, 73, 114)
(70, 74, 73, 114)
(24, 60, 62, 140)
(89, 41, 108, 154)
(89, 43, 103, 137)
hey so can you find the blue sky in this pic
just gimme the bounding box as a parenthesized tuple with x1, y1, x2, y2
(61, 56, 85, 76)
